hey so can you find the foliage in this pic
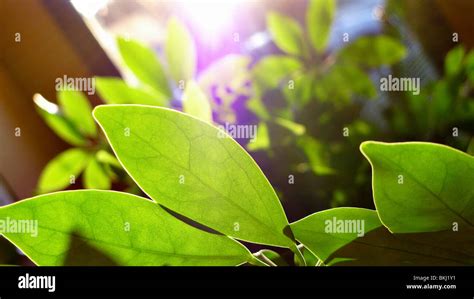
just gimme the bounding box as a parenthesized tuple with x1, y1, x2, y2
(2, 105, 473, 266)
(33, 91, 126, 194)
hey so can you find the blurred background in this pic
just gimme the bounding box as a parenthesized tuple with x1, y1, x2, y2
(0, 0, 473, 264)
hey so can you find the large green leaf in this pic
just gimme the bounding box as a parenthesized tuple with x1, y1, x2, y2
(116, 37, 170, 96)
(94, 105, 294, 248)
(291, 208, 474, 265)
(165, 18, 196, 84)
(182, 81, 212, 123)
(33, 94, 87, 146)
(58, 90, 96, 137)
(306, 0, 336, 52)
(95, 77, 169, 106)
(37, 148, 91, 193)
(267, 12, 306, 56)
(361, 141, 474, 233)
(339, 36, 406, 68)
(0, 190, 252, 266)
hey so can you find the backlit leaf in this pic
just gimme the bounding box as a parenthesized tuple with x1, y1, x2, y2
(58, 90, 96, 137)
(165, 18, 197, 84)
(117, 37, 170, 96)
(306, 0, 335, 52)
(94, 105, 294, 248)
(360, 141, 474, 233)
(0, 190, 252, 266)
(37, 148, 91, 193)
(267, 12, 306, 56)
(95, 77, 169, 106)
(182, 81, 212, 123)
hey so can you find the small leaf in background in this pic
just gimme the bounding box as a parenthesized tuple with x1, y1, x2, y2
(37, 148, 91, 193)
(315, 65, 376, 103)
(0, 190, 252, 266)
(116, 37, 171, 96)
(94, 105, 294, 248)
(96, 150, 121, 168)
(306, 0, 336, 53)
(247, 122, 270, 152)
(33, 94, 87, 146)
(297, 135, 335, 175)
(267, 12, 306, 57)
(247, 96, 271, 121)
(283, 73, 313, 107)
(275, 118, 306, 136)
(95, 77, 169, 106)
(252, 55, 302, 90)
(58, 90, 96, 137)
(165, 18, 197, 85)
(361, 141, 474, 233)
(444, 45, 465, 76)
(466, 50, 474, 83)
(182, 81, 212, 123)
(84, 158, 111, 190)
(339, 36, 407, 68)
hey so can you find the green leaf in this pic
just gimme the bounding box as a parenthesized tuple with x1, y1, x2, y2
(292, 208, 474, 266)
(84, 158, 111, 190)
(283, 73, 313, 107)
(274, 118, 306, 136)
(315, 64, 376, 102)
(247, 122, 270, 152)
(339, 36, 407, 68)
(37, 148, 91, 193)
(360, 141, 474, 233)
(267, 12, 306, 56)
(445, 45, 465, 76)
(116, 37, 170, 96)
(165, 18, 197, 84)
(58, 90, 96, 137)
(297, 135, 335, 175)
(306, 0, 336, 52)
(291, 208, 381, 262)
(252, 56, 302, 90)
(95, 77, 169, 106)
(182, 81, 212, 123)
(94, 105, 294, 248)
(0, 190, 252, 266)
(33, 94, 87, 146)
(96, 150, 121, 168)
(247, 96, 270, 121)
